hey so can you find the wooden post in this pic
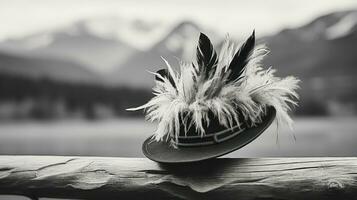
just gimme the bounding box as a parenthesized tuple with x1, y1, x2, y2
(0, 156, 356, 199)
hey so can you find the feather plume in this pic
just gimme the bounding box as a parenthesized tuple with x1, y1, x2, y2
(227, 30, 255, 82)
(196, 33, 218, 80)
(127, 31, 300, 143)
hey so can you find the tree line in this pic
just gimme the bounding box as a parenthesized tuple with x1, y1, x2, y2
(0, 74, 152, 119)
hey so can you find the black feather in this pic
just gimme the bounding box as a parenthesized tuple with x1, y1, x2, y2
(155, 69, 176, 88)
(227, 30, 255, 82)
(196, 33, 218, 79)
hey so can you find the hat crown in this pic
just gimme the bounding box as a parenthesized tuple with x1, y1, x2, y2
(173, 110, 251, 147)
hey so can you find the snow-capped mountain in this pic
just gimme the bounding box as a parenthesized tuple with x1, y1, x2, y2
(1, 9, 357, 91)
(271, 10, 357, 42)
(112, 10, 357, 87)
(81, 17, 171, 50)
(0, 17, 170, 73)
(0, 18, 211, 87)
(263, 10, 357, 76)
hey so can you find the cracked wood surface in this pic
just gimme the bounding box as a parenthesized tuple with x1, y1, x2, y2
(0, 156, 357, 199)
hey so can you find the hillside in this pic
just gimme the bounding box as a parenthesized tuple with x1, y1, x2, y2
(0, 51, 101, 84)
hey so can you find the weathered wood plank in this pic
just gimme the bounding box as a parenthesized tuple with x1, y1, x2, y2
(0, 156, 356, 200)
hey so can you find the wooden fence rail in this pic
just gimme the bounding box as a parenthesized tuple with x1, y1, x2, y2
(0, 156, 356, 199)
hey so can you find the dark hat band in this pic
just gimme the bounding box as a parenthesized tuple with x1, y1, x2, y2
(174, 124, 246, 147)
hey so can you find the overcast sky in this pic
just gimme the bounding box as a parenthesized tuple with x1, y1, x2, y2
(0, 0, 356, 40)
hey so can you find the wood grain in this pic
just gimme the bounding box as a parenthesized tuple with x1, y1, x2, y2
(0, 156, 356, 199)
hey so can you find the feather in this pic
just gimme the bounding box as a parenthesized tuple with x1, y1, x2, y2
(161, 57, 178, 89)
(196, 33, 218, 80)
(227, 30, 255, 82)
(128, 31, 300, 143)
(155, 69, 176, 88)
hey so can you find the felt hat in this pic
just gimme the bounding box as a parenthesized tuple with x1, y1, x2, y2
(142, 106, 276, 163)
(128, 31, 299, 163)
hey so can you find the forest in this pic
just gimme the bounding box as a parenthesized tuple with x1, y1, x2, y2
(0, 74, 152, 119)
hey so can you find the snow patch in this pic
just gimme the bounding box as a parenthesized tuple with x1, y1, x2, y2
(165, 24, 199, 60)
(83, 17, 169, 50)
(325, 13, 357, 40)
(23, 34, 53, 49)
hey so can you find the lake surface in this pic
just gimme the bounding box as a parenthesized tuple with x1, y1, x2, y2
(0, 117, 357, 157)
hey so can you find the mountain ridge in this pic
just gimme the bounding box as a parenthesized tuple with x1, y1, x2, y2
(0, 50, 101, 84)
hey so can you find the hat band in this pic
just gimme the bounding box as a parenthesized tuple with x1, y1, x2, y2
(174, 124, 246, 147)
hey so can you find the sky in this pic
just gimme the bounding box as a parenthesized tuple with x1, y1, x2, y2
(0, 0, 356, 40)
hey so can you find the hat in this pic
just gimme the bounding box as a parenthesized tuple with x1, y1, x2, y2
(128, 31, 299, 163)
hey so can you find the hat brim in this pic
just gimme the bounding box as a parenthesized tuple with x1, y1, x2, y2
(142, 106, 276, 163)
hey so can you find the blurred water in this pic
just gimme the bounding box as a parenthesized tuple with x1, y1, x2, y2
(0, 117, 356, 157)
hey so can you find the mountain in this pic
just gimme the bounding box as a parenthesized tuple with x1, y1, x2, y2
(261, 10, 357, 114)
(0, 51, 100, 84)
(111, 21, 220, 87)
(76, 17, 171, 50)
(115, 11, 357, 88)
(113, 10, 357, 87)
(262, 10, 357, 83)
(0, 18, 144, 73)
